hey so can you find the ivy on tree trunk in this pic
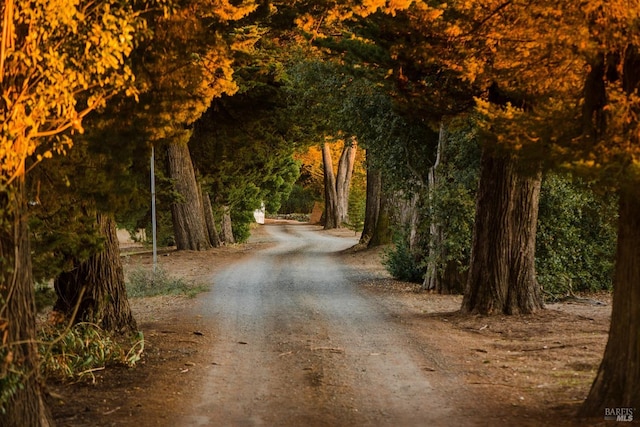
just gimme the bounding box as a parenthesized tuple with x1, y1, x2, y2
(0, 178, 53, 426)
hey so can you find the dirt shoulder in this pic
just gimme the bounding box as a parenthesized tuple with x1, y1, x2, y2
(48, 224, 612, 426)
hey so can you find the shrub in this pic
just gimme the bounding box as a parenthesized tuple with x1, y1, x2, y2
(39, 322, 144, 382)
(383, 232, 426, 283)
(536, 173, 617, 298)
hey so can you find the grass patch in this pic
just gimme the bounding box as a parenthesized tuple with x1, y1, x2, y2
(126, 267, 208, 298)
(39, 322, 144, 382)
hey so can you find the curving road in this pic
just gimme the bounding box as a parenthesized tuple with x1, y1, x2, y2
(179, 223, 466, 427)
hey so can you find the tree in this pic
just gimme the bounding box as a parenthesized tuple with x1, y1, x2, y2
(282, 0, 640, 411)
(167, 137, 211, 250)
(322, 140, 358, 229)
(29, 125, 144, 334)
(0, 0, 143, 424)
(461, 146, 544, 314)
(363, 1, 582, 309)
(358, 162, 391, 247)
(53, 213, 137, 334)
(135, 0, 257, 250)
(575, 14, 640, 415)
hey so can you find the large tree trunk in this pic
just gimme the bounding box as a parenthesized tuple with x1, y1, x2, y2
(359, 163, 391, 248)
(462, 148, 544, 315)
(577, 46, 640, 417)
(0, 177, 53, 426)
(220, 205, 235, 244)
(323, 141, 358, 230)
(201, 186, 221, 248)
(167, 137, 211, 251)
(580, 188, 640, 417)
(322, 142, 339, 229)
(54, 212, 137, 335)
(422, 122, 466, 294)
(424, 122, 446, 292)
(336, 139, 357, 225)
(357, 159, 392, 249)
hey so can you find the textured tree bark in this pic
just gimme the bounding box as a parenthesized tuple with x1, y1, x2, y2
(201, 186, 221, 248)
(424, 122, 446, 292)
(220, 205, 235, 244)
(54, 212, 137, 335)
(359, 167, 380, 247)
(580, 188, 640, 416)
(336, 139, 357, 225)
(357, 162, 392, 249)
(0, 177, 53, 427)
(462, 147, 544, 315)
(578, 46, 640, 416)
(167, 138, 211, 251)
(323, 141, 358, 230)
(322, 142, 339, 229)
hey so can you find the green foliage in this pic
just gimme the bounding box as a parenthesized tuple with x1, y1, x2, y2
(425, 119, 480, 279)
(383, 230, 425, 283)
(0, 292, 22, 414)
(29, 194, 105, 284)
(345, 169, 366, 233)
(279, 183, 318, 214)
(189, 51, 302, 241)
(38, 323, 144, 382)
(34, 284, 57, 313)
(0, 363, 21, 415)
(536, 174, 617, 298)
(231, 208, 258, 243)
(126, 267, 207, 298)
(381, 116, 618, 299)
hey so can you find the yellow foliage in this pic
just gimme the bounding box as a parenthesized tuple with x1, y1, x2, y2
(0, 0, 142, 188)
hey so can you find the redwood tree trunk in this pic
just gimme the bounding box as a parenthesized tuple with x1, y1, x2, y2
(322, 142, 339, 229)
(462, 148, 544, 315)
(580, 188, 640, 416)
(54, 212, 137, 334)
(359, 161, 391, 248)
(167, 138, 211, 251)
(0, 177, 53, 426)
(359, 168, 380, 247)
(201, 187, 221, 248)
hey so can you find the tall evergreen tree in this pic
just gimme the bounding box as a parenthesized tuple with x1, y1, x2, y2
(0, 1, 144, 424)
(135, 0, 258, 250)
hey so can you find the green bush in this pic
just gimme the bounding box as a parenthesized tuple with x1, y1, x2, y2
(279, 184, 318, 214)
(383, 232, 426, 283)
(536, 173, 617, 298)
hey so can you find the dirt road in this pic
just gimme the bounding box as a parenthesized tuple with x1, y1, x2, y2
(50, 221, 611, 426)
(177, 223, 472, 426)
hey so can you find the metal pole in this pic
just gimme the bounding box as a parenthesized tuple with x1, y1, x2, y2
(151, 145, 158, 273)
